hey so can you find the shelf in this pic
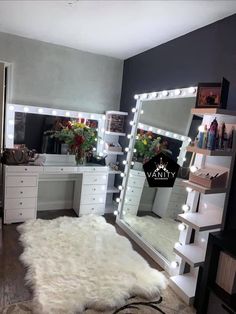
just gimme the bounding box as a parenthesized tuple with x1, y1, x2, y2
(182, 180, 227, 194)
(169, 273, 197, 305)
(191, 108, 236, 117)
(105, 131, 126, 136)
(108, 170, 121, 175)
(178, 212, 222, 231)
(106, 111, 128, 116)
(186, 146, 233, 156)
(174, 243, 206, 267)
(107, 187, 119, 193)
(105, 151, 124, 155)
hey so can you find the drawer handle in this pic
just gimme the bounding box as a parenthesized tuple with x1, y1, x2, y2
(94, 179, 97, 182)
(19, 213, 22, 216)
(93, 198, 95, 200)
(20, 191, 23, 194)
(61, 168, 63, 171)
(93, 188, 96, 191)
(25, 168, 28, 171)
(19, 202, 23, 205)
(92, 208, 95, 210)
(21, 180, 24, 183)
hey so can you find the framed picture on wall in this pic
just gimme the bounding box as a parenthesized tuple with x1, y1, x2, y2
(195, 77, 230, 109)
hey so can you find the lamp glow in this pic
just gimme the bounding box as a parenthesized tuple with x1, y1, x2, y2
(182, 204, 190, 212)
(178, 223, 186, 231)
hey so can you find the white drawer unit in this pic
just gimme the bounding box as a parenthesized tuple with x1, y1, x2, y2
(4, 166, 39, 224)
(127, 175, 146, 188)
(125, 169, 146, 210)
(123, 204, 139, 215)
(76, 172, 108, 216)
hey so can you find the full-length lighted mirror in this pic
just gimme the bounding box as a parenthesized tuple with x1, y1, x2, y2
(117, 87, 202, 271)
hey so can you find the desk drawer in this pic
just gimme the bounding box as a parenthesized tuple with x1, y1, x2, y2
(81, 194, 105, 205)
(43, 166, 77, 173)
(124, 195, 140, 206)
(5, 197, 36, 210)
(82, 184, 106, 195)
(127, 176, 145, 188)
(5, 208, 35, 222)
(6, 176, 37, 187)
(123, 204, 138, 215)
(79, 204, 105, 216)
(83, 174, 107, 185)
(6, 187, 37, 198)
(5, 166, 42, 173)
(126, 186, 143, 198)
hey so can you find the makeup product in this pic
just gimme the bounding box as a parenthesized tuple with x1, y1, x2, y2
(202, 125, 208, 149)
(219, 122, 225, 149)
(228, 126, 234, 149)
(198, 126, 204, 148)
(207, 118, 218, 150)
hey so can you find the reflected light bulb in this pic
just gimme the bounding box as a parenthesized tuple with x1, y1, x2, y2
(118, 186, 123, 190)
(114, 210, 118, 216)
(134, 95, 139, 100)
(190, 165, 198, 173)
(162, 90, 169, 97)
(132, 108, 136, 113)
(189, 87, 196, 94)
(127, 134, 132, 139)
(120, 173, 125, 178)
(186, 187, 193, 193)
(125, 147, 129, 152)
(116, 198, 121, 203)
(182, 204, 190, 212)
(129, 121, 134, 126)
(174, 89, 181, 96)
(171, 261, 179, 269)
(198, 125, 205, 132)
(122, 160, 127, 165)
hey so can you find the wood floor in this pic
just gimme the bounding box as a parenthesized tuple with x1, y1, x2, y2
(0, 209, 162, 309)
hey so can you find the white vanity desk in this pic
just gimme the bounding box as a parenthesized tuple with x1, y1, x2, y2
(3, 164, 109, 224)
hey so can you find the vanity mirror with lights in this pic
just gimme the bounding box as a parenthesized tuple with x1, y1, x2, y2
(116, 87, 236, 304)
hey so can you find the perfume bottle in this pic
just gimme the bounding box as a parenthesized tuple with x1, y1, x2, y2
(228, 126, 235, 149)
(198, 125, 204, 148)
(207, 118, 218, 150)
(202, 125, 208, 149)
(219, 122, 225, 149)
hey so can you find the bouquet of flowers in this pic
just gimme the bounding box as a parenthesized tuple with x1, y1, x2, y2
(49, 120, 97, 164)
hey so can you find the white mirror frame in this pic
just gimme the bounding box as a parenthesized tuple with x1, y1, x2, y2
(5, 103, 106, 156)
(116, 86, 198, 274)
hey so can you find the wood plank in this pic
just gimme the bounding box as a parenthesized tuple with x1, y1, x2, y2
(192, 108, 236, 117)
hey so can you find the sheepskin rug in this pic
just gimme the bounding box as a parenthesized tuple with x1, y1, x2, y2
(17, 215, 167, 314)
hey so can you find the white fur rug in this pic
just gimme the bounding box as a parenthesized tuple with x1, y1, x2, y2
(17, 215, 167, 314)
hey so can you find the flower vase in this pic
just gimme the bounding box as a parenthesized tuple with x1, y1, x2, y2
(75, 149, 86, 165)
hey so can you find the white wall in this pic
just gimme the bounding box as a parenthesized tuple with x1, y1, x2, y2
(0, 32, 123, 113)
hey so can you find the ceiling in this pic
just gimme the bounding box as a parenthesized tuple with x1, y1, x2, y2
(0, 1, 236, 60)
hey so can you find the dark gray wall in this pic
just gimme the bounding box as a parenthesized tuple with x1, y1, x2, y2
(120, 14, 236, 229)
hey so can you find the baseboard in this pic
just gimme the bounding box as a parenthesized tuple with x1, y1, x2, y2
(38, 200, 73, 211)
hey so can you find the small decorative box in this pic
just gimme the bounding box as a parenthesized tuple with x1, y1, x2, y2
(106, 111, 127, 133)
(105, 142, 122, 152)
(189, 168, 228, 189)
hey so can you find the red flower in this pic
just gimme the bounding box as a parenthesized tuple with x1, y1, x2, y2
(74, 135, 85, 146)
(67, 121, 72, 129)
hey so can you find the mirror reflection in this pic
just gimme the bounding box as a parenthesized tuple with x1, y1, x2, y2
(121, 97, 200, 262)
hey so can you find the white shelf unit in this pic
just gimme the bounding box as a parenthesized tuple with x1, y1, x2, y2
(170, 108, 236, 305)
(104, 111, 128, 213)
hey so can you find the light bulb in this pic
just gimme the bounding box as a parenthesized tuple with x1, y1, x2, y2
(174, 242, 181, 249)
(174, 89, 181, 96)
(127, 134, 132, 139)
(99, 152, 103, 157)
(120, 173, 125, 178)
(140, 110, 144, 114)
(94, 138, 98, 142)
(24, 107, 29, 112)
(171, 261, 179, 269)
(162, 90, 169, 97)
(190, 165, 198, 173)
(122, 160, 127, 165)
(178, 223, 186, 231)
(114, 210, 118, 216)
(92, 147, 96, 151)
(8, 134, 13, 139)
(182, 204, 190, 212)
(174, 134, 178, 138)
(102, 115, 106, 120)
(183, 157, 187, 162)
(148, 127, 153, 131)
(165, 131, 170, 136)
(52, 110, 57, 115)
(136, 135, 139, 139)
(141, 93, 147, 100)
(116, 198, 121, 203)
(129, 121, 134, 126)
(134, 95, 139, 100)
(38, 108, 43, 113)
(188, 138, 192, 142)
(198, 125, 205, 132)
(131, 161, 134, 166)
(181, 136, 185, 141)
(151, 92, 158, 98)
(125, 147, 129, 152)
(90, 114, 95, 119)
(200, 238, 206, 243)
(157, 129, 161, 134)
(9, 120, 14, 125)
(101, 128, 105, 133)
(188, 87, 196, 94)
(65, 111, 70, 116)
(123, 210, 126, 215)
(118, 186, 123, 190)
(186, 187, 193, 193)
(103, 150, 107, 153)
(133, 148, 137, 153)
(132, 108, 136, 113)
(9, 105, 14, 111)
(100, 140, 104, 144)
